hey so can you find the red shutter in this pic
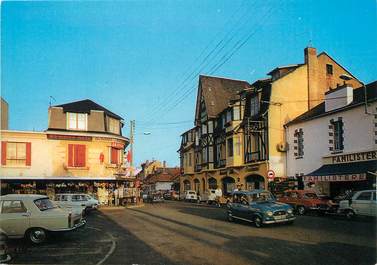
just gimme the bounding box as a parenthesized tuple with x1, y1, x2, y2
(111, 148, 118, 164)
(26, 142, 32, 166)
(1, 141, 7, 165)
(68, 144, 74, 167)
(76, 145, 86, 167)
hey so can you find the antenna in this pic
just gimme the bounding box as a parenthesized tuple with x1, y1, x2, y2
(49, 96, 56, 107)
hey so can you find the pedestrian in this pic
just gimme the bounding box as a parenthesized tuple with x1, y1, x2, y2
(215, 186, 223, 207)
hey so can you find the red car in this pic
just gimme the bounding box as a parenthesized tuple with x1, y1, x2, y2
(277, 190, 331, 215)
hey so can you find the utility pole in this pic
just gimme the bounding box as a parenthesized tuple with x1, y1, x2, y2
(130, 120, 135, 169)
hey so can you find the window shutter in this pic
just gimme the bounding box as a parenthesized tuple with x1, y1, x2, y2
(1, 141, 7, 165)
(76, 145, 86, 167)
(26, 142, 32, 166)
(111, 148, 118, 164)
(68, 144, 74, 167)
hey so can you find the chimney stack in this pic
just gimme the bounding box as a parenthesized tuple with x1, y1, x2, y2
(304, 47, 320, 110)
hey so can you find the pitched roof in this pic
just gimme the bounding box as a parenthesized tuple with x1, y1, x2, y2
(286, 81, 377, 126)
(197, 75, 251, 120)
(143, 167, 180, 184)
(54, 99, 123, 120)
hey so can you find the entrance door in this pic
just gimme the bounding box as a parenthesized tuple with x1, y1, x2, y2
(0, 200, 30, 237)
(222, 177, 235, 196)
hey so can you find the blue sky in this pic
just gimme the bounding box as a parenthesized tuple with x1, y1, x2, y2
(2, 0, 376, 167)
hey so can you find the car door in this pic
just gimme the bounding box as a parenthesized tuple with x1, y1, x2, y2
(352, 192, 372, 216)
(0, 200, 30, 237)
(230, 194, 243, 218)
(370, 192, 377, 217)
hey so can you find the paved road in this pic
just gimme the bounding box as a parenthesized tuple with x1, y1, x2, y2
(8, 201, 376, 265)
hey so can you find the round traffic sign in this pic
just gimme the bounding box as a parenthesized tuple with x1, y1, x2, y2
(267, 170, 275, 180)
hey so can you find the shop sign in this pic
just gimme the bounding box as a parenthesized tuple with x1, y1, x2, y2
(246, 166, 259, 172)
(111, 142, 124, 149)
(325, 150, 377, 164)
(303, 173, 366, 182)
(47, 134, 92, 141)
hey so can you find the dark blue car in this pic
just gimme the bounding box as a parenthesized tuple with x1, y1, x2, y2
(227, 189, 295, 227)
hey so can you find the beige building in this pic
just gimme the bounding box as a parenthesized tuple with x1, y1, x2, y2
(1, 97, 9, 130)
(179, 47, 362, 198)
(1, 99, 131, 201)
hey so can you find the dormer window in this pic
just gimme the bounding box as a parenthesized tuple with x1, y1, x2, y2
(249, 96, 259, 117)
(67, 113, 87, 131)
(108, 117, 120, 134)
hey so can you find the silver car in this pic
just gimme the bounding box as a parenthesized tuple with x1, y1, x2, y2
(0, 194, 85, 244)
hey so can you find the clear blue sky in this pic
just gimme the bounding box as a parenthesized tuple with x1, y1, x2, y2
(2, 0, 376, 167)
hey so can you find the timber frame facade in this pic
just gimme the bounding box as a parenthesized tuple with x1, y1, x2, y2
(179, 47, 362, 198)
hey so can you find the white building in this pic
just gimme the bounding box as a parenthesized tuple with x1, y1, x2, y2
(285, 81, 377, 196)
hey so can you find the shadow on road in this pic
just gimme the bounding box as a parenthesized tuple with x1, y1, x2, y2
(7, 210, 179, 265)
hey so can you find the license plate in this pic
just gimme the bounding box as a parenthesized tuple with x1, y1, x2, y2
(274, 215, 286, 220)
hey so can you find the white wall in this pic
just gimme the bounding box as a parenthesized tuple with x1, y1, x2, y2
(286, 103, 377, 177)
(155, 182, 174, 191)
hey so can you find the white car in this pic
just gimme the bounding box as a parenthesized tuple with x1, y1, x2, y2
(198, 189, 217, 204)
(54, 194, 98, 213)
(0, 194, 85, 244)
(338, 190, 376, 218)
(184, 190, 198, 202)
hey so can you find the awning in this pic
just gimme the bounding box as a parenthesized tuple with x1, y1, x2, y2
(304, 160, 377, 182)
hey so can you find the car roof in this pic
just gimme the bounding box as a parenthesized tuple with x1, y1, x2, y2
(232, 189, 268, 195)
(0, 194, 48, 200)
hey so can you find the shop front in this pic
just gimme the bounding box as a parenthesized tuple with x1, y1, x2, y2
(304, 151, 377, 197)
(0, 176, 140, 206)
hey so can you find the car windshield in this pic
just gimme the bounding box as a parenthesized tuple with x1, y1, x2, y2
(304, 193, 318, 199)
(34, 198, 57, 211)
(250, 192, 274, 203)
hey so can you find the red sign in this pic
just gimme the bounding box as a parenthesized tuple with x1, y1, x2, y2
(267, 170, 275, 180)
(304, 174, 366, 182)
(111, 142, 124, 149)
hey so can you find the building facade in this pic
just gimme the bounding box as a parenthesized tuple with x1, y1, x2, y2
(179, 47, 362, 198)
(1, 99, 133, 203)
(285, 82, 377, 196)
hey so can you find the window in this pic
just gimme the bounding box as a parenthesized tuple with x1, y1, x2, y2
(110, 147, 120, 165)
(333, 120, 344, 151)
(68, 144, 86, 167)
(202, 123, 207, 135)
(233, 106, 241, 120)
(67, 113, 87, 130)
(226, 110, 232, 123)
(34, 198, 56, 211)
(208, 146, 214, 163)
(297, 130, 304, 157)
(1, 200, 27, 213)
(188, 153, 192, 166)
(108, 117, 120, 134)
(356, 192, 371, 201)
(1, 142, 31, 166)
(234, 136, 241, 156)
(326, 64, 333, 75)
(208, 121, 213, 133)
(227, 138, 233, 157)
(249, 96, 259, 117)
(72, 195, 87, 202)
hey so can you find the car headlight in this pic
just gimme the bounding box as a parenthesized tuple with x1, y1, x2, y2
(287, 209, 293, 214)
(266, 211, 273, 217)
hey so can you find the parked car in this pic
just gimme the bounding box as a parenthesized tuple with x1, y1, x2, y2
(227, 190, 295, 227)
(338, 190, 376, 219)
(0, 194, 85, 244)
(198, 189, 217, 204)
(277, 190, 333, 215)
(54, 193, 98, 213)
(184, 190, 198, 202)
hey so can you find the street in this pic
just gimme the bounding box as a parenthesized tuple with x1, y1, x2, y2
(8, 201, 376, 265)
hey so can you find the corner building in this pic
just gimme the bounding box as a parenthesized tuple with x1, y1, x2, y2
(179, 47, 362, 198)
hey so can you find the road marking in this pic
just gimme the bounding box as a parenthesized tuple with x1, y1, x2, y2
(96, 232, 116, 265)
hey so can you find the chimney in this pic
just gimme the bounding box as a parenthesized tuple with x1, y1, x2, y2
(325, 84, 353, 112)
(305, 47, 320, 110)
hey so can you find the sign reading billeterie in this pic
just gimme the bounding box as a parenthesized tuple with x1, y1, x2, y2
(304, 173, 366, 182)
(47, 134, 92, 141)
(328, 151, 377, 164)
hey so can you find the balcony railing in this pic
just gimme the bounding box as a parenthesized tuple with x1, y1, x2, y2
(214, 159, 226, 169)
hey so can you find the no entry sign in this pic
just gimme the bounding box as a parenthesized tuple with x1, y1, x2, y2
(267, 170, 275, 181)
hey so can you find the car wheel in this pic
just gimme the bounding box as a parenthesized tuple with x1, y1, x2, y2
(27, 228, 47, 244)
(297, 205, 306, 215)
(254, 216, 263, 228)
(345, 209, 355, 219)
(227, 212, 234, 222)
